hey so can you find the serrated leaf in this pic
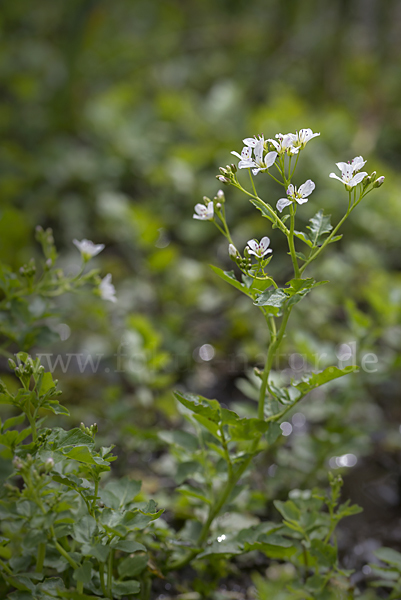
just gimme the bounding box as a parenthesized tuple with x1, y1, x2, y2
(307, 210, 333, 247)
(253, 289, 287, 315)
(294, 230, 313, 247)
(294, 365, 358, 396)
(174, 392, 221, 422)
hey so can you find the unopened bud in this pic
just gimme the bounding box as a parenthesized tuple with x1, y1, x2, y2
(217, 176, 230, 184)
(230, 163, 237, 173)
(370, 171, 376, 181)
(12, 457, 23, 470)
(217, 190, 224, 199)
(373, 176, 385, 188)
(8, 359, 16, 370)
(219, 167, 228, 175)
(216, 202, 222, 210)
(45, 457, 55, 469)
(229, 244, 238, 259)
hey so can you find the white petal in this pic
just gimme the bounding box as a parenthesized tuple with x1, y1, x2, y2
(335, 161, 349, 172)
(268, 139, 279, 151)
(241, 146, 252, 160)
(231, 151, 242, 159)
(206, 201, 214, 219)
(194, 203, 206, 215)
(243, 137, 258, 147)
(296, 196, 309, 205)
(276, 198, 292, 212)
(349, 172, 368, 186)
(329, 173, 344, 183)
(259, 236, 271, 251)
(238, 159, 254, 169)
(264, 151, 278, 168)
(247, 239, 259, 252)
(252, 167, 262, 176)
(254, 140, 264, 163)
(286, 184, 295, 196)
(298, 179, 315, 198)
(351, 156, 366, 172)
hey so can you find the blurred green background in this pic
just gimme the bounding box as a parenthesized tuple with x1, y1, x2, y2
(1, 0, 401, 592)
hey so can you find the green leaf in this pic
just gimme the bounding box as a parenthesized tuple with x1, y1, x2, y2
(117, 553, 148, 578)
(74, 516, 97, 544)
(176, 461, 202, 484)
(229, 417, 270, 441)
(102, 478, 141, 509)
(2, 414, 25, 431)
(48, 428, 94, 451)
(248, 197, 276, 223)
(174, 392, 221, 422)
(375, 547, 401, 570)
(294, 365, 358, 396)
(253, 289, 287, 315)
(158, 430, 198, 452)
(266, 422, 281, 445)
(306, 210, 333, 247)
(243, 539, 296, 560)
(310, 539, 337, 568)
(73, 561, 92, 584)
(294, 230, 314, 247)
(112, 580, 140, 596)
(210, 266, 251, 296)
(111, 540, 146, 553)
(39, 372, 56, 395)
(177, 485, 211, 504)
(274, 500, 301, 522)
(63, 445, 97, 464)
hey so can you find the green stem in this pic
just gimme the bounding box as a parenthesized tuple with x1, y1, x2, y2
(234, 183, 289, 236)
(99, 562, 110, 598)
(288, 203, 300, 278)
(77, 581, 84, 594)
(36, 542, 46, 572)
(91, 477, 99, 514)
(107, 550, 113, 596)
(300, 206, 352, 275)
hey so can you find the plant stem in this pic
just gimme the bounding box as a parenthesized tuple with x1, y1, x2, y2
(99, 562, 110, 598)
(107, 550, 113, 596)
(36, 542, 46, 572)
(288, 204, 300, 278)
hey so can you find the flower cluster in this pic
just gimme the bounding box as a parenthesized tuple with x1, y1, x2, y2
(230, 128, 320, 176)
(73, 238, 117, 303)
(329, 156, 367, 188)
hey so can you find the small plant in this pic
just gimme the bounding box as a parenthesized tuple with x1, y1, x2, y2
(0, 128, 389, 598)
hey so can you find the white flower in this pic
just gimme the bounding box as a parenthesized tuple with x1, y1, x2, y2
(229, 243, 238, 257)
(289, 128, 320, 154)
(193, 201, 214, 221)
(276, 179, 315, 212)
(231, 136, 277, 175)
(329, 156, 368, 187)
(73, 239, 105, 261)
(268, 133, 297, 155)
(99, 274, 117, 303)
(247, 236, 273, 258)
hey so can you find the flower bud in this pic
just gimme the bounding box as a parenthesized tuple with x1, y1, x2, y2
(217, 190, 224, 199)
(219, 167, 228, 175)
(229, 244, 238, 260)
(12, 457, 23, 470)
(230, 163, 237, 173)
(216, 202, 222, 210)
(217, 176, 230, 184)
(370, 171, 376, 181)
(373, 176, 385, 188)
(45, 457, 55, 470)
(8, 358, 16, 370)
